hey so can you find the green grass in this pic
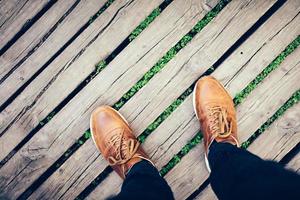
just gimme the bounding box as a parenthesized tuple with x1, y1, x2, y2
(88, 0, 115, 24)
(159, 36, 300, 176)
(88, 60, 107, 81)
(160, 133, 202, 176)
(39, 111, 56, 126)
(89, 0, 173, 81)
(129, 8, 161, 41)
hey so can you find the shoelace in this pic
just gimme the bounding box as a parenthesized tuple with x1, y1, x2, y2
(107, 128, 140, 166)
(207, 106, 232, 139)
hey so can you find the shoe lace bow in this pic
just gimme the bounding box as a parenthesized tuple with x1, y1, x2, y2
(207, 106, 232, 138)
(107, 128, 139, 166)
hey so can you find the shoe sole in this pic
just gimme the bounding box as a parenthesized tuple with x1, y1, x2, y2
(193, 80, 211, 173)
(90, 106, 130, 154)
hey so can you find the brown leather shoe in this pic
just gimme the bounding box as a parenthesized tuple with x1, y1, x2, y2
(193, 76, 239, 172)
(90, 106, 154, 179)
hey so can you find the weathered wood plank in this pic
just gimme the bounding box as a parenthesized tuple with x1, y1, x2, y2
(0, 0, 48, 50)
(286, 152, 300, 174)
(163, 45, 300, 199)
(0, 0, 288, 198)
(195, 102, 300, 200)
(195, 185, 216, 200)
(0, 0, 103, 83)
(247, 107, 300, 162)
(27, 0, 211, 198)
(0, 0, 109, 104)
(87, 0, 300, 198)
(0, 0, 166, 198)
(0, 0, 164, 162)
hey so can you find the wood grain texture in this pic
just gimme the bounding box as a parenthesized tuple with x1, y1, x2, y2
(0, 0, 165, 198)
(87, 0, 294, 198)
(0, 0, 100, 82)
(286, 152, 300, 174)
(0, 0, 164, 162)
(0, 0, 48, 50)
(0, 0, 297, 198)
(195, 102, 300, 200)
(163, 43, 300, 200)
(28, 0, 210, 198)
(0, 0, 107, 104)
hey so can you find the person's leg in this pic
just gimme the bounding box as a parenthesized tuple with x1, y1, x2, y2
(208, 142, 300, 200)
(193, 76, 300, 200)
(111, 160, 174, 200)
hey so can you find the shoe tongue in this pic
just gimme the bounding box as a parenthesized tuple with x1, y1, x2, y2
(105, 126, 122, 137)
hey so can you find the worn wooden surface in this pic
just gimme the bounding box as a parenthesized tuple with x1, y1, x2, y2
(0, 0, 165, 198)
(165, 44, 300, 198)
(0, 0, 163, 162)
(0, 0, 48, 51)
(0, 0, 87, 81)
(164, 43, 300, 199)
(0, 0, 110, 104)
(0, 0, 299, 199)
(56, 0, 280, 198)
(286, 150, 300, 174)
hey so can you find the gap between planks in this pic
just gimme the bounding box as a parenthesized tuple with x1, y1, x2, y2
(0, 0, 106, 92)
(0, 0, 290, 198)
(18, 0, 284, 198)
(0, 0, 49, 51)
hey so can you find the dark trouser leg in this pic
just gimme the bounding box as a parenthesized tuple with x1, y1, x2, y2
(208, 142, 300, 200)
(111, 160, 174, 200)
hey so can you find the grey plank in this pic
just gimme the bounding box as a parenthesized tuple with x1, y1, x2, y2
(286, 152, 300, 174)
(0, 0, 107, 104)
(0, 0, 48, 50)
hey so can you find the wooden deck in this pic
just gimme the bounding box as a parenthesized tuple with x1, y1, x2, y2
(0, 0, 299, 199)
